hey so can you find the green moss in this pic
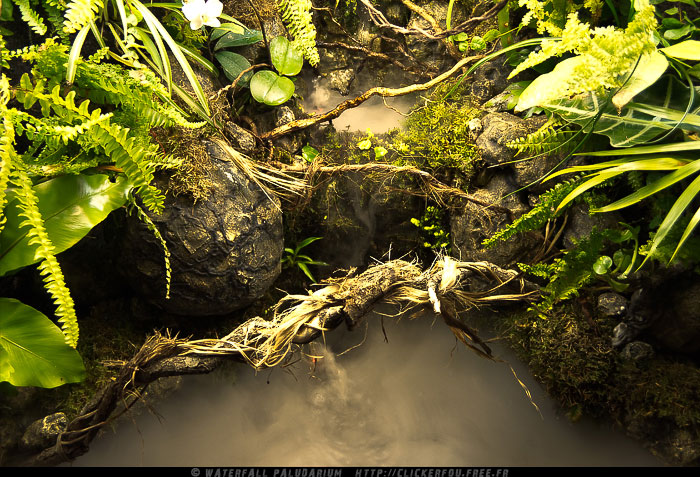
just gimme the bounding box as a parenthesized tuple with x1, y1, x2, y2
(390, 80, 482, 175)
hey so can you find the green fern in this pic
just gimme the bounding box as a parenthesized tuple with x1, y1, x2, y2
(512, 0, 657, 111)
(10, 166, 79, 347)
(14, 0, 48, 35)
(482, 177, 581, 248)
(127, 195, 171, 299)
(0, 118, 15, 236)
(63, 0, 103, 34)
(507, 118, 578, 156)
(277, 0, 320, 67)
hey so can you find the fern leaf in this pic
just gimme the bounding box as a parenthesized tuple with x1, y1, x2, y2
(9, 167, 79, 348)
(0, 117, 16, 236)
(507, 118, 577, 156)
(128, 196, 171, 299)
(63, 0, 103, 34)
(277, 0, 319, 66)
(482, 177, 581, 248)
(14, 0, 48, 35)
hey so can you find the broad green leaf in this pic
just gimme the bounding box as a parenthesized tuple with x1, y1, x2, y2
(595, 159, 700, 212)
(215, 51, 252, 86)
(593, 255, 613, 275)
(483, 29, 499, 43)
(673, 203, 700, 261)
(214, 29, 263, 50)
(357, 138, 372, 150)
(470, 36, 486, 51)
(556, 158, 689, 211)
(583, 140, 700, 156)
(543, 77, 700, 147)
(612, 51, 669, 111)
(660, 40, 700, 60)
(0, 175, 132, 276)
(301, 145, 319, 163)
(643, 173, 700, 266)
(0, 298, 85, 388)
(374, 146, 388, 159)
(249, 70, 295, 106)
(210, 22, 244, 40)
(664, 25, 693, 41)
(516, 56, 587, 112)
(269, 36, 303, 76)
(690, 64, 700, 80)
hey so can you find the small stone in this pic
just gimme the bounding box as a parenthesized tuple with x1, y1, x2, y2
(620, 341, 655, 361)
(20, 413, 66, 451)
(597, 292, 627, 318)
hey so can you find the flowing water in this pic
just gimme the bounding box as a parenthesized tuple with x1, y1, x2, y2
(73, 313, 662, 466)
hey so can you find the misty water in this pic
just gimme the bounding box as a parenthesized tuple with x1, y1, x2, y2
(73, 82, 661, 466)
(73, 312, 662, 466)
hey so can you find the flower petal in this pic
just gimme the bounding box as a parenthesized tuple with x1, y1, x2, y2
(190, 16, 204, 30)
(203, 16, 221, 28)
(182, 0, 205, 21)
(205, 0, 223, 17)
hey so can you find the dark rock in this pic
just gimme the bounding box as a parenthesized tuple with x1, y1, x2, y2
(597, 292, 628, 318)
(19, 413, 66, 451)
(471, 63, 510, 104)
(225, 122, 256, 154)
(612, 322, 635, 348)
(476, 113, 544, 167)
(647, 279, 700, 355)
(562, 203, 621, 249)
(273, 106, 302, 153)
(450, 173, 538, 267)
(620, 341, 654, 361)
(119, 140, 283, 316)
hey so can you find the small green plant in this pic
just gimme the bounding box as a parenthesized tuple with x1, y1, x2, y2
(282, 236, 328, 282)
(411, 206, 450, 252)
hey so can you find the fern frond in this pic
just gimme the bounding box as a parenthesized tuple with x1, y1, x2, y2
(44, 86, 164, 213)
(482, 177, 581, 248)
(507, 118, 578, 156)
(128, 196, 171, 299)
(277, 0, 319, 67)
(14, 0, 48, 35)
(0, 117, 16, 236)
(10, 166, 79, 347)
(63, 0, 103, 34)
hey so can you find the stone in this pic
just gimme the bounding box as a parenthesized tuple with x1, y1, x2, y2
(647, 279, 700, 355)
(19, 413, 66, 451)
(620, 341, 655, 361)
(119, 140, 283, 316)
(597, 292, 628, 318)
(225, 122, 256, 154)
(562, 203, 621, 249)
(450, 172, 539, 267)
(471, 63, 510, 104)
(476, 113, 543, 167)
(328, 69, 355, 96)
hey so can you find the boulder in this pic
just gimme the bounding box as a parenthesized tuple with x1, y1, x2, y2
(19, 413, 66, 451)
(476, 113, 544, 167)
(119, 140, 283, 316)
(597, 292, 628, 319)
(450, 172, 539, 267)
(620, 341, 655, 361)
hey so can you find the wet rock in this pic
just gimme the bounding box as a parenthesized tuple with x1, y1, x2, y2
(620, 341, 655, 361)
(562, 203, 621, 249)
(476, 113, 543, 167)
(597, 292, 627, 318)
(225, 122, 256, 154)
(19, 413, 66, 451)
(471, 63, 510, 104)
(328, 69, 356, 96)
(119, 140, 283, 316)
(273, 106, 302, 153)
(450, 173, 538, 267)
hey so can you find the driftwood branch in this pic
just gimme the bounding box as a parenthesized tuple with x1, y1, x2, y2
(260, 55, 482, 140)
(359, 0, 507, 40)
(26, 258, 538, 467)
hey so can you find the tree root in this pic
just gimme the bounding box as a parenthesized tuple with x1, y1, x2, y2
(260, 54, 483, 140)
(26, 258, 539, 466)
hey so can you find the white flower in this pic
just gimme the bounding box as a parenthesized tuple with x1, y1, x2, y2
(182, 0, 223, 30)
